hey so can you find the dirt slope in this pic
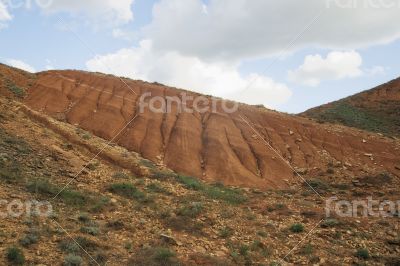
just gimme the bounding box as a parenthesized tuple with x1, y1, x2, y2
(302, 77, 400, 137)
(20, 70, 400, 188)
(2, 64, 400, 189)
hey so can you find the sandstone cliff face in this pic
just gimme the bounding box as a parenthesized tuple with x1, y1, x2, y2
(22, 70, 400, 189)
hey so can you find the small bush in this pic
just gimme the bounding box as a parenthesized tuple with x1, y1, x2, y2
(321, 218, 340, 228)
(7, 83, 25, 98)
(290, 223, 304, 233)
(78, 213, 90, 223)
(176, 175, 203, 190)
(59, 240, 80, 254)
(153, 248, 176, 264)
(64, 254, 83, 266)
(6, 247, 25, 265)
(112, 172, 130, 179)
(239, 244, 249, 256)
(19, 231, 39, 247)
(177, 202, 204, 218)
(146, 183, 169, 194)
(108, 183, 146, 201)
(60, 237, 97, 253)
(82, 133, 91, 140)
(177, 176, 246, 205)
(106, 220, 125, 230)
(305, 179, 330, 193)
(300, 243, 313, 255)
(257, 231, 268, 237)
(90, 197, 110, 213)
(219, 226, 233, 238)
(127, 247, 179, 266)
(203, 184, 246, 205)
(355, 248, 370, 259)
(27, 179, 88, 206)
(151, 170, 173, 180)
(90, 252, 107, 266)
(80, 226, 99, 236)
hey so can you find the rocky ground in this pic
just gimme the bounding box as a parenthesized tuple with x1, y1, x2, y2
(1, 85, 400, 265)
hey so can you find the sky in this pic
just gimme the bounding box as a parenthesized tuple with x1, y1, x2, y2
(0, 0, 400, 113)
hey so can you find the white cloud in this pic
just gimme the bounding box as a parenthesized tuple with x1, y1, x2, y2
(40, 0, 134, 26)
(144, 0, 400, 61)
(0, 1, 12, 29)
(6, 59, 36, 72)
(112, 28, 137, 41)
(288, 51, 363, 86)
(86, 40, 292, 108)
(366, 65, 386, 76)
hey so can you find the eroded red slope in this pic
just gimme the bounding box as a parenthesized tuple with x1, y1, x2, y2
(24, 70, 400, 189)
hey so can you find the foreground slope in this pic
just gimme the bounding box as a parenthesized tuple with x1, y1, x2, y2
(2, 66, 397, 189)
(302, 77, 400, 137)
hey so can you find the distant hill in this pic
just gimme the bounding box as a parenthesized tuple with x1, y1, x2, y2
(302, 78, 400, 137)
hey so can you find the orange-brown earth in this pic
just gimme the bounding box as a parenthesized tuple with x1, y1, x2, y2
(302, 77, 400, 137)
(2, 64, 400, 189)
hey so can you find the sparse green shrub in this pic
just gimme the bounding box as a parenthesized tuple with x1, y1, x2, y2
(257, 231, 268, 237)
(19, 231, 39, 247)
(355, 248, 370, 259)
(203, 184, 246, 205)
(176, 175, 246, 204)
(112, 172, 130, 179)
(90, 197, 110, 213)
(124, 242, 133, 251)
(153, 248, 176, 264)
(321, 218, 340, 228)
(305, 179, 330, 193)
(300, 243, 313, 255)
(290, 223, 304, 233)
(80, 226, 99, 236)
(151, 170, 172, 180)
(27, 179, 88, 206)
(239, 244, 249, 256)
(90, 252, 107, 266)
(59, 237, 97, 254)
(127, 247, 179, 266)
(6, 247, 25, 265)
(7, 83, 25, 98)
(108, 183, 146, 201)
(106, 220, 124, 230)
(177, 202, 204, 218)
(78, 213, 90, 223)
(59, 240, 80, 254)
(82, 133, 91, 140)
(219, 226, 233, 238)
(64, 254, 83, 266)
(146, 183, 169, 194)
(176, 175, 203, 190)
